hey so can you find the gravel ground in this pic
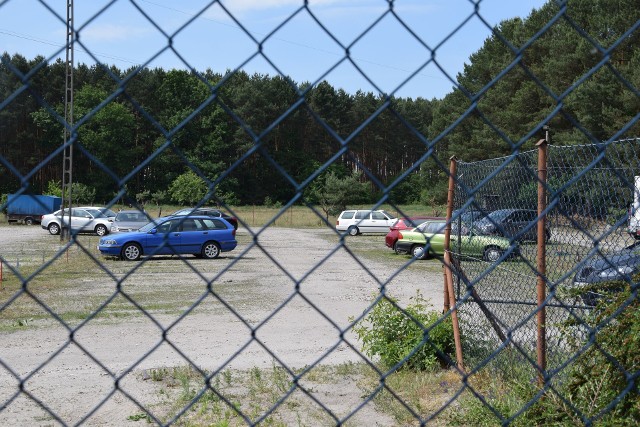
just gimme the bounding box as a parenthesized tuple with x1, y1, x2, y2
(0, 224, 444, 426)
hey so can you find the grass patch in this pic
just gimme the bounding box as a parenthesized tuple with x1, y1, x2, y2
(137, 361, 464, 426)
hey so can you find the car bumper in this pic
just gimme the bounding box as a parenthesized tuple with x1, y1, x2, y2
(97, 245, 122, 256)
(395, 241, 414, 253)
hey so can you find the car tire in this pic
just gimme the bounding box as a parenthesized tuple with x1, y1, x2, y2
(483, 246, 503, 262)
(48, 223, 61, 235)
(24, 217, 34, 226)
(202, 241, 221, 259)
(347, 226, 359, 236)
(95, 224, 108, 236)
(393, 242, 406, 255)
(411, 245, 427, 260)
(121, 243, 141, 261)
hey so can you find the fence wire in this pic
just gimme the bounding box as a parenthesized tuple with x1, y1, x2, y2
(1, 0, 640, 426)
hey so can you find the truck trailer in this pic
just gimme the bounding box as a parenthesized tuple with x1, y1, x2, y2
(5, 194, 62, 225)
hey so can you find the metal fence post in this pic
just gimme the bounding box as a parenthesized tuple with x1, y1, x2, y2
(444, 156, 464, 371)
(536, 129, 549, 386)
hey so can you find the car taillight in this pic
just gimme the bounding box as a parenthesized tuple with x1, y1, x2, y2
(397, 231, 403, 239)
(232, 229, 236, 237)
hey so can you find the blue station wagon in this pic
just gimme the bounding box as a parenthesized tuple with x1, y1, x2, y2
(98, 215, 237, 261)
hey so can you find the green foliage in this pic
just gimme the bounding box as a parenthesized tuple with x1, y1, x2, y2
(45, 180, 95, 205)
(46, 180, 62, 198)
(312, 170, 370, 219)
(532, 285, 640, 424)
(168, 171, 207, 205)
(451, 282, 640, 426)
(352, 292, 454, 371)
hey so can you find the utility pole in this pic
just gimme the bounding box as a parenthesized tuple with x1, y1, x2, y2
(61, 0, 74, 241)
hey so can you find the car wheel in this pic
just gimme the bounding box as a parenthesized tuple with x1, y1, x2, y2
(348, 226, 359, 236)
(95, 224, 108, 236)
(121, 243, 141, 261)
(24, 217, 34, 226)
(48, 223, 61, 235)
(484, 246, 503, 262)
(202, 241, 221, 259)
(411, 245, 427, 260)
(393, 242, 406, 255)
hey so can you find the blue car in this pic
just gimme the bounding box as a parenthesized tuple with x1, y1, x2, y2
(98, 215, 237, 261)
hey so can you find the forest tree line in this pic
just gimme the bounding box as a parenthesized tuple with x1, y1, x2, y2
(1, 0, 638, 208)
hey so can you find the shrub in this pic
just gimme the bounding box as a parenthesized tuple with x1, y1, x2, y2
(537, 285, 640, 424)
(352, 292, 454, 371)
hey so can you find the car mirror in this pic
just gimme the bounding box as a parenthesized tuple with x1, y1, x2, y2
(149, 229, 157, 234)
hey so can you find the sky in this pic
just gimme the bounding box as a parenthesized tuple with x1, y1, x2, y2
(1, 0, 548, 99)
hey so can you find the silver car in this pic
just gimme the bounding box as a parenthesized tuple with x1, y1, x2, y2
(110, 210, 150, 233)
(41, 207, 113, 236)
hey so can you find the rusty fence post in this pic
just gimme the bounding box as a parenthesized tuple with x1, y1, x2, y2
(444, 156, 464, 371)
(536, 129, 549, 386)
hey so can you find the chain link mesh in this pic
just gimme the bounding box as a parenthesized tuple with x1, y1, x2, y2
(1, 0, 639, 425)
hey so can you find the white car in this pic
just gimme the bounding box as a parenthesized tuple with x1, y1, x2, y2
(41, 207, 114, 236)
(335, 209, 397, 235)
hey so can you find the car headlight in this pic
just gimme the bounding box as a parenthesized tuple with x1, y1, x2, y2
(598, 265, 634, 279)
(101, 239, 118, 245)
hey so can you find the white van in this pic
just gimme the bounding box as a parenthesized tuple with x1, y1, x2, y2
(336, 210, 397, 235)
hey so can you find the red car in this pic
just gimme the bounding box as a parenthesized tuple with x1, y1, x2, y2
(385, 216, 445, 253)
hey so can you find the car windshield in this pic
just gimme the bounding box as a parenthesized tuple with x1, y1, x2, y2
(86, 209, 107, 218)
(138, 219, 162, 232)
(171, 209, 191, 216)
(380, 210, 394, 219)
(484, 210, 511, 222)
(100, 208, 117, 217)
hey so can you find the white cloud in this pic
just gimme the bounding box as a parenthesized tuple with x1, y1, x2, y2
(79, 24, 151, 43)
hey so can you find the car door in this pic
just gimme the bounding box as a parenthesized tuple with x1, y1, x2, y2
(70, 208, 94, 231)
(353, 211, 372, 231)
(145, 219, 181, 255)
(367, 211, 391, 233)
(423, 221, 447, 255)
(179, 218, 207, 254)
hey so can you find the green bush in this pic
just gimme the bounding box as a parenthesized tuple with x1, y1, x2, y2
(352, 292, 454, 371)
(450, 282, 640, 426)
(535, 285, 640, 424)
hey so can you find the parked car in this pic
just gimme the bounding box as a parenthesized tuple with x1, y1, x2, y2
(336, 210, 397, 235)
(572, 243, 640, 305)
(97, 215, 237, 261)
(395, 219, 517, 262)
(41, 207, 114, 236)
(110, 210, 150, 233)
(170, 207, 238, 230)
(472, 208, 550, 242)
(452, 207, 486, 225)
(385, 216, 445, 253)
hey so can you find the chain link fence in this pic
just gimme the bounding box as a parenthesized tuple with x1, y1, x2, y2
(452, 138, 639, 363)
(1, 0, 640, 425)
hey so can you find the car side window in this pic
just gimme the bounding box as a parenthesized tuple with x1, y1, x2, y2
(427, 222, 446, 234)
(355, 211, 369, 220)
(73, 209, 90, 218)
(181, 219, 198, 231)
(202, 218, 227, 229)
(341, 211, 354, 219)
(157, 220, 177, 233)
(371, 212, 385, 220)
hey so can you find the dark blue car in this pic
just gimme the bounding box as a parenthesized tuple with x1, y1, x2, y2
(98, 215, 237, 261)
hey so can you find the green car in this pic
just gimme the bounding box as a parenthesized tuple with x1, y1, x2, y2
(394, 220, 517, 262)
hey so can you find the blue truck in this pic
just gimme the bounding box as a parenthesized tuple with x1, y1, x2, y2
(5, 194, 62, 225)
